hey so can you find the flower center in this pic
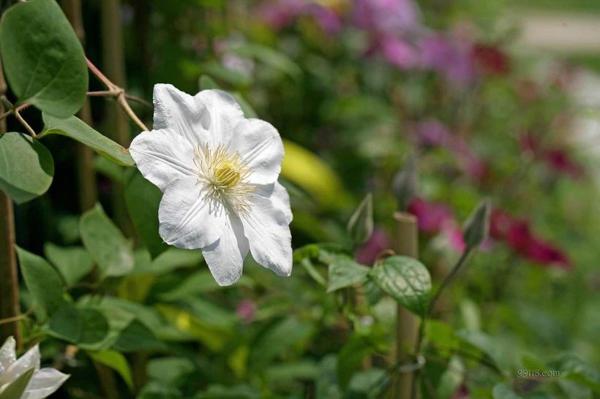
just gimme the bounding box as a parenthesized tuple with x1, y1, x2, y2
(194, 144, 254, 213)
(214, 162, 241, 188)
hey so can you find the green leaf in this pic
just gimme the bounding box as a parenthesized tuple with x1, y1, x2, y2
(347, 193, 373, 245)
(327, 255, 369, 292)
(0, 368, 35, 399)
(41, 114, 134, 166)
(0, 133, 54, 204)
(124, 170, 168, 258)
(79, 204, 134, 278)
(49, 304, 109, 346)
(44, 243, 94, 286)
(337, 334, 376, 389)
(233, 43, 301, 79)
(159, 271, 220, 300)
(89, 350, 133, 390)
(112, 319, 164, 352)
(0, 0, 87, 116)
(368, 256, 431, 315)
(199, 75, 220, 90)
(250, 317, 312, 369)
(16, 246, 65, 318)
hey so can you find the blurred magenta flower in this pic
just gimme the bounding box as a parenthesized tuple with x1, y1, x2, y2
(490, 209, 571, 269)
(356, 228, 391, 265)
(419, 32, 476, 85)
(408, 197, 465, 251)
(258, 0, 342, 34)
(471, 43, 511, 76)
(543, 149, 584, 179)
(414, 119, 452, 148)
(353, 0, 421, 35)
(236, 300, 257, 324)
(379, 35, 420, 68)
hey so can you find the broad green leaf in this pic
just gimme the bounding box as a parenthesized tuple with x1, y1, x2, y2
(16, 247, 65, 318)
(199, 75, 220, 90)
(368, 256, 431, 315)
(112, 319, 164, 352)
(0, 368, 35, 399)
(44, 243, 94, 286)
(0, 133, 54, 204)
(265, 361, 319, 384)
(337, 334, 376, 389)
(41, 114, 134, 166)
(136, 248, 202, 275)
(196, 385, 261, 399)
(200, 61, 251, 87)
(159, 271, 220, 300)
(89, 350, 133, 390)
(282, 140, 350, 209)
(124, 170, 168, 258)
(49, 304, 109, 346)
(327, 255, 369, 292)
(0, 0, 87, 116)
(147, 357, 195, 385)
(437, 357, 465, 399)
(79, 204, 134, 278)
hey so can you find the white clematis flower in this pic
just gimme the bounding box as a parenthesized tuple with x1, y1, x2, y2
(129, 84, 293, 286)
(0, 337, 69, 399)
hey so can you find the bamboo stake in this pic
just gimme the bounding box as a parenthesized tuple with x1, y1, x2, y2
(0, 58, 21, 347)
(101, 0, 132, 234)
(391, 212, 420, 399)
(62, 0, 97, 211)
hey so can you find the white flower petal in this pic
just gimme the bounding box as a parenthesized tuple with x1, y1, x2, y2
(153, 84, 212, 145)
(129, 128, 197, 191)
(241, 182, 293, 277)
(158, 178, 226, 249)
(195, 90, 244, 142)
(230, 118, 284, 185)
(202, 212, 249, 286)
(0, 345, 40, 387)
(22, 368, 69, 399)
(0, 337, 16, 374)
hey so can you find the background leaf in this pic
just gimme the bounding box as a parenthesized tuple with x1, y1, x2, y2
(0, 133, 54, 204)
(125, 170, 168, 258)
(368, 256, 431, 315)
(0, 0, 87, 116)
(327, 255, 369, 292)
(16, 246, 65, 318)
(89, 350, 133, 390)
(44, 243, 94, 286)
(79, 204, 134, 278)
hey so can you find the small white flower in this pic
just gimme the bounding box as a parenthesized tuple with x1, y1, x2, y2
(130, 84, 293, 286)
(0, 337, 69, 399)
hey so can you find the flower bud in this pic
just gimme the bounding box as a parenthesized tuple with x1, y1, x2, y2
(463, 200, 491, 249)
(347, 193, 374, 245)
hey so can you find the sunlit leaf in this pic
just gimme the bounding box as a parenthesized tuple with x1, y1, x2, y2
(42, 114, 134, 166)
(368, 256, 431, 315)
(0, 0, 87, 116)
(0, 133, 54, 204)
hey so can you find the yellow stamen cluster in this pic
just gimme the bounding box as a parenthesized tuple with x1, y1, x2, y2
(194, 144, 253, 213)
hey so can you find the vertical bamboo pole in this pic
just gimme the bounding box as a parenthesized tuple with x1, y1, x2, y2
(391, 212, 419, 399)
(101, 0, 131, 233)
(62, 0, 97, 211)
(0, 59, 21, 347)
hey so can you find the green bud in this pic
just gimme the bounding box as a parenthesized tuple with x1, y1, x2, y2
(392, 154, 418, 211)
(347, 193, 374, 245)
(463, 200, 491, 249)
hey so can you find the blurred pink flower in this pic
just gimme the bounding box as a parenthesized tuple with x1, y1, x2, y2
(353, 0, 421, 35)
(356, 228, 391, 265)
(490, 209, 572, 269)
(258, 0, 341, 34)
(414, 119, 452, 147)
(379, 36, 420, 69)
(408, 197, 465, 251)
(236, 300, 257, 324)
(543, 149, 584, 179)
(419, 33, 476, 85)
